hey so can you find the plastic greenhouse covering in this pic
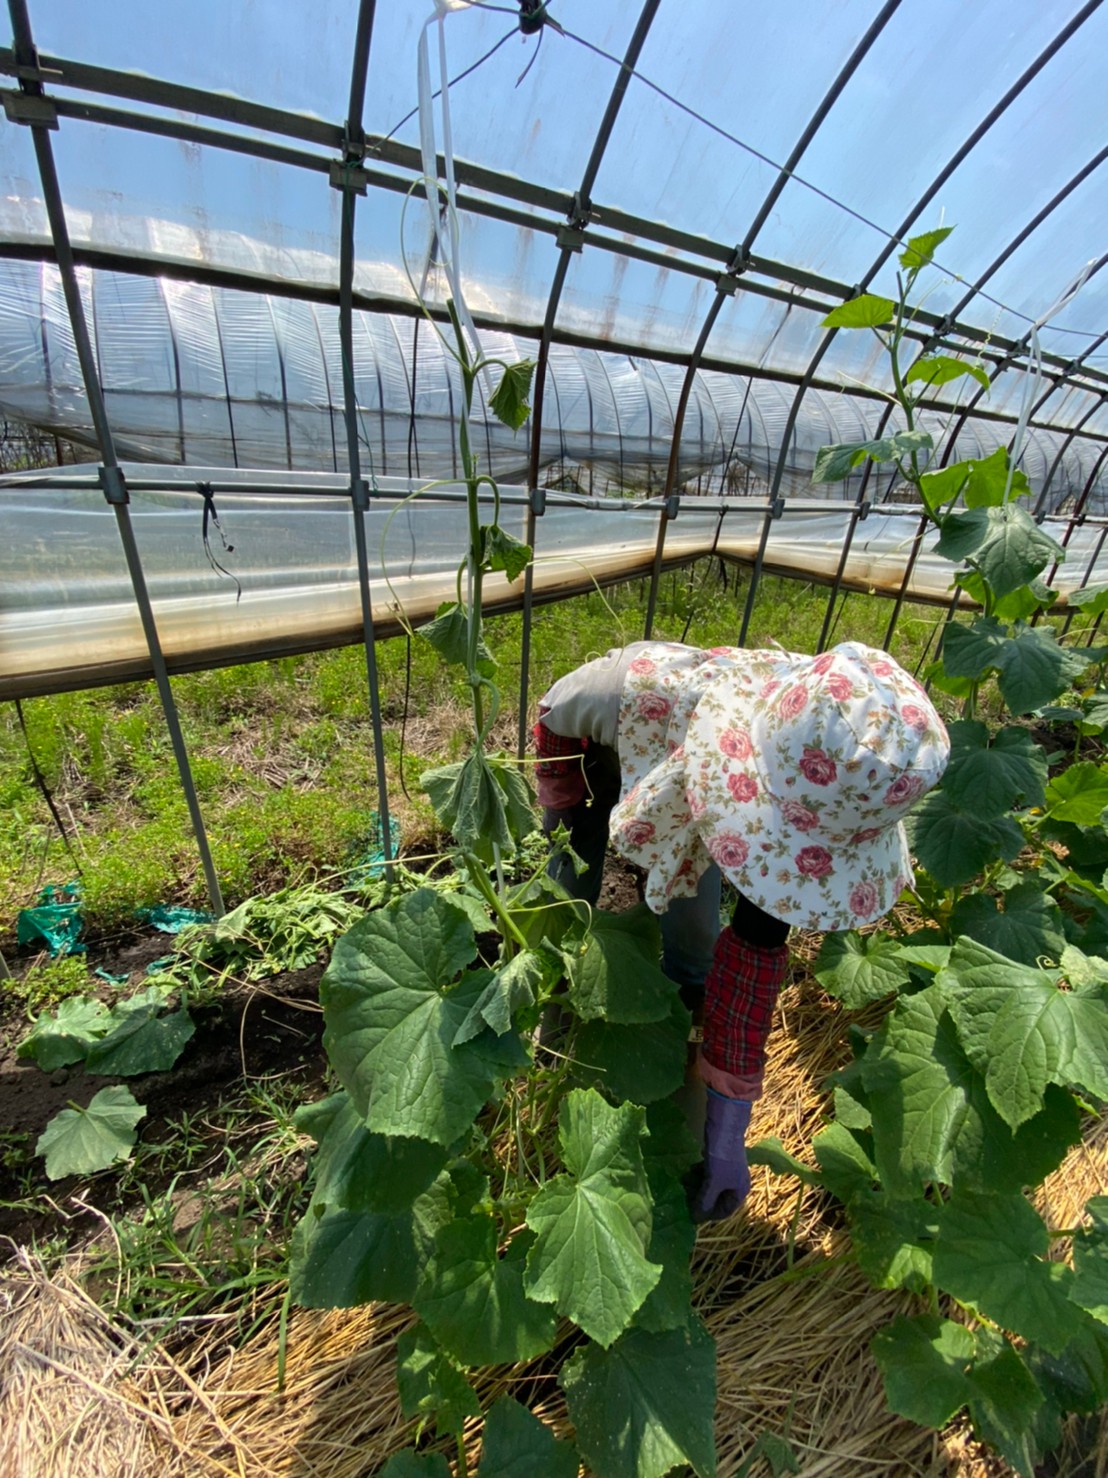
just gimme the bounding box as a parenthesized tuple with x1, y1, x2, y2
(2, 0, 1108, 701)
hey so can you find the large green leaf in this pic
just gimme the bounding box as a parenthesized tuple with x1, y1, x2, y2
(565, 905, 677, 1023)
(941, 617, 1009, 680)
(1045, 760, 1108, 825)
(899, 226, 954, 269)
(941, 937, 1108, 1127)
(573, 996, 691, 1105)
(380, 1452, 452, 1478)
(860, 985, 965, 1194)
(958, 445, 1031, 509)
(918, 462, 970, 516)
(940, 720, 1046, 816)
(1071, 1197, 1108, 1325)
(957, 568, 1055, 622)
(905, 355, 989, 392)
(524, 1089, 660, 1346)
(936, 505, 1062, 597)
(85, 989, 195, 1076)
(17, 995, 111, 1071)
(812, 930, 910, 1007)
(632, 1172, 697, 1334)
(821, 293, 895, 329)
(295, 1092, 449, 1215)
(813, 1121, 876, 1204)
(948, 882, 1065, 968)
(850, 1189, 937, 1293)
(321, 890, 526, 1146)
(560, 1321, 717, 1478)
(289, 1174, 451, 1307)
(910, 790, 1024, 887)
(871, 1315, 976, 1429)
(414, 1218, 557, 1365)
(858, 983, 1078, 1197)
(642, 1099, 702, 1179)
(966, 1331, 1045, 1478)
(395, 1323, 480, 1438)
(475, 1398, 578, 1478)
(36, 1086, 146, 1180)
(932, 1190, 1082, 1354)
(995, 627, 1089, 715)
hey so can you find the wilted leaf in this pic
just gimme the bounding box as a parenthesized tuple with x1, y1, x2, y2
(488, 359, 536, 430)
(36, 1086, 146, 1180)
(17, 995, 111, 1071)
(483, 524, 532, 582)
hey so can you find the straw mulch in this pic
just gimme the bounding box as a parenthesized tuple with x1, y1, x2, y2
(3, 955, 1106, 1478)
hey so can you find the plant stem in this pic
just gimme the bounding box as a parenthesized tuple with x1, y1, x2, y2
(463, 852, 528, 951)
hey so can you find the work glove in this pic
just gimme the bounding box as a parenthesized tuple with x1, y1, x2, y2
(690, 1090, 752, 1223)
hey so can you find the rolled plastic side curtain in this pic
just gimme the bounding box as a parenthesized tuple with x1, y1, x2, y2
(1, 261, 1105, 510)
(3, 0, 225, 916)
(4, 462, 1108, 701)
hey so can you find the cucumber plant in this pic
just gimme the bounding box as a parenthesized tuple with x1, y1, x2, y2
(787, 227, 1108, 1474)
(289, 304, 717, 1478)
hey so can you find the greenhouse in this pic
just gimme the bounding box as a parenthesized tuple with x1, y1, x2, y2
(1, 1, 1108, 1475)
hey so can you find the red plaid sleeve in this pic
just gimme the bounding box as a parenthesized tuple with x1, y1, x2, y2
(534, 711, 588, 810)
(700, 927, 789, 1099)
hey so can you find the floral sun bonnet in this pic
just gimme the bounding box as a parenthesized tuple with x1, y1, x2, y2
(609, 641, 950, 932)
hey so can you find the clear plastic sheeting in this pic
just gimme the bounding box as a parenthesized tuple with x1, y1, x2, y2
(0, 262, 1104, 513)
(3, 463, 1107, 701)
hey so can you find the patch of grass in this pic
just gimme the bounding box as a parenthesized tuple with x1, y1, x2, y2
(73, 1072, 314, 1338)
(5, 953, 94, 1013)
(0, 562, 967, 940)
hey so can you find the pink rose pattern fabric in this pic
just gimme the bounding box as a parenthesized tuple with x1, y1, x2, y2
(610, 641, 950, 931)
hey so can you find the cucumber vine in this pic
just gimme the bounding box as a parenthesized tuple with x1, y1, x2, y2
(787, 226, 1108, 1475)
(289, 301, 718, 1478)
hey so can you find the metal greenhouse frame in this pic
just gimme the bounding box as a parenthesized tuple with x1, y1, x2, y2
(2, 0, 1107, 914)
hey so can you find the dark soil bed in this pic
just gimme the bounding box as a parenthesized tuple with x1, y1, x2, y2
(0, 851, 647, 1248)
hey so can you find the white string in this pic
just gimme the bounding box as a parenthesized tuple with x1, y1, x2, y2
(1006, 257, 1099, 503)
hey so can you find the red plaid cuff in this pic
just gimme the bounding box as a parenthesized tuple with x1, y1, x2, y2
(700, 927, 789, 1094)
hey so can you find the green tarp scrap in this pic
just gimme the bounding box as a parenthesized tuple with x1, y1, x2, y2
(346, 812, 402, 886)
(137, 904, 214, 933)
(16, 883, 84, 957)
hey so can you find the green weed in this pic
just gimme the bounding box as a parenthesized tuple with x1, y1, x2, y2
(6, 953, 93, 1012)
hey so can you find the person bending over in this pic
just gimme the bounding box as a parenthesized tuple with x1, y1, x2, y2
(534, 640, 949, 1221)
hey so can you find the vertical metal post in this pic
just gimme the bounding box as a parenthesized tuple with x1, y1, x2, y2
(737, 496, 784, 647)
(643, 495, 679, 639)
(335, 0, 393, 868)
(882, 513, 930, 652)
(8, 0, 224, 914)
(1061, 521, 1108, 641)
